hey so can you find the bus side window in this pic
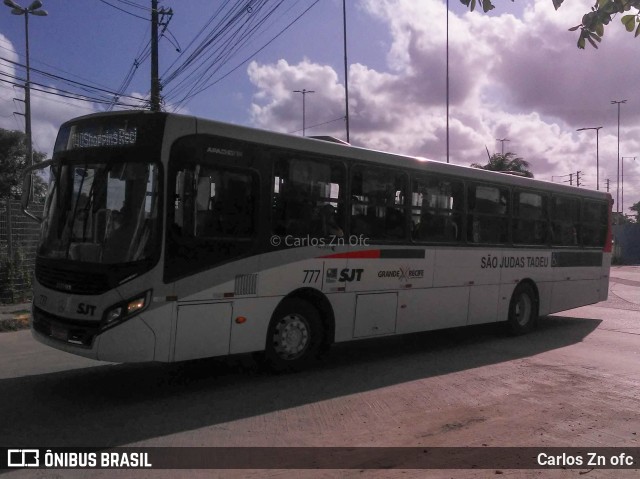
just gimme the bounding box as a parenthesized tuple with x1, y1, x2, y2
(272, 156, 345, 239)
(551, 196, 580, 246)
(512, 191, 548, 245)
(350, 165, 407, 241)
(175, 166, 256, 239)
(582, 200, 607, 247)
(197, 168, 254, 237)
(467, 184, 510, 244)
(411, 176, 462, 242)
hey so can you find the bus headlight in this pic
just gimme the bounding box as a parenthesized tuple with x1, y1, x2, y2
(102, 290, 151, 330)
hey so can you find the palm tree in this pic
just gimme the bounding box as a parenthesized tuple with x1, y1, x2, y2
(471, 152, 534, 178)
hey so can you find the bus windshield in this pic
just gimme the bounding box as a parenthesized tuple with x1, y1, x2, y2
(39, 159, 160, 265)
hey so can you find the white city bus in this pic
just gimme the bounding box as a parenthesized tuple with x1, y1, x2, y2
(22, 111, 612, 369)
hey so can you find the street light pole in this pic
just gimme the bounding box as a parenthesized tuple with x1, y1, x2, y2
(576, 126, 602, 190)
(4, 0, 47, 200)
(293, 89, 315, 136)
(445, 0, 449, 163)
(611, 99, 627, 222)
(621, 157, 636, 218)
(150, 0, 160, 112)
(342, 0, 350, 143)
(496, 138, 509, 156)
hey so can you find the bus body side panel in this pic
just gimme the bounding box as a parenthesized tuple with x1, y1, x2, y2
(329, 292, 356, 343)
(96, 315, 156, 362)
(229, 296, 283, 355)
(345, 247, 434, 336)
(549, 279, 600, 314)
(397, 287, 468, 334)
(535, 282, 553, 318)
(600, 252, 612, 302)
(549, 250, 605, 313)
(432, 248, 505, 327)
(464, 249, 502, 326)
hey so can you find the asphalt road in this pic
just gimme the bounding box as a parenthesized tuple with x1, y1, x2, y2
(1, 266, 639, 479)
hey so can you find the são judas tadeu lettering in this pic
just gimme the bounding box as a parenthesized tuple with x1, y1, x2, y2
(480, 255, 549, 269)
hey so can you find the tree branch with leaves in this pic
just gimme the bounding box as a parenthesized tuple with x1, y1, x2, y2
(0, 128, 47, 201)
(460, 0, 640, 49)
(471, 152, 535, 177)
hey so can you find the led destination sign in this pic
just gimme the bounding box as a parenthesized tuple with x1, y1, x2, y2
(69, 127, 138, 149)
(55, 122, 141, 152)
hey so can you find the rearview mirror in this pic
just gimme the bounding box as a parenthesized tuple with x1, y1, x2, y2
(21, 159, 53, 223)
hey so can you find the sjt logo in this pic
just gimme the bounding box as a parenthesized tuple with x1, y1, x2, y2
(326, 268, 364, 283)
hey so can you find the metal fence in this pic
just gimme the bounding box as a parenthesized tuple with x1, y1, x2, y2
(0, 200, 43, 303)
(613, 224, 640, 265)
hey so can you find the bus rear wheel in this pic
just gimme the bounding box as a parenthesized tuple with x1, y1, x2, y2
(265, 298, 324, 371)
(506, 283, 538, 335)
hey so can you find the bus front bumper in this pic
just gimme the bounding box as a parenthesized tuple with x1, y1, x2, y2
(31, 313, 156, 363)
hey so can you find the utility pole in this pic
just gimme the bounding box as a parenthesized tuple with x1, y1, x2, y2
(496, 138, 510, 156)
(4, 0, 48, 201)
(150, 0, 160, 111)
(621, 157, 636, 217)
(576, 171, 581, 187)
(605, 179, 610, 193)
(293, 89, 315, 136)
(576, 126, 602, 190)
(611, 99, 627, 222)
(342, 0, 350, 143)
(445, 0, 449, 163)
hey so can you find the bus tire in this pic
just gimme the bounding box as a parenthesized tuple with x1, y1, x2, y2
(265, 298, 324, 371)
(506, 283, 538, 335)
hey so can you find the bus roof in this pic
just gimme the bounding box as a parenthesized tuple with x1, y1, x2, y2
(63, 110, 612, 202)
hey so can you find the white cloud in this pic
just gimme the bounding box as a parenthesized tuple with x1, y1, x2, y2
(248, 58, 346, 135)
(247, 0, 640, 214)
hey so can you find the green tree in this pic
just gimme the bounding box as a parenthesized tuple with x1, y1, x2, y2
(613, 212, 633, 224)
(471, 152, 534, 177)
(629, 200, 640, 222)
(0, 128, 47, 201)
(461, 0, 640, 49)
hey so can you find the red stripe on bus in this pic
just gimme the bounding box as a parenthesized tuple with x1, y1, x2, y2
(319, 250, 381, 259)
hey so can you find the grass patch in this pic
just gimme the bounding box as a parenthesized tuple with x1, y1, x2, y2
(0, 314, 30, 332)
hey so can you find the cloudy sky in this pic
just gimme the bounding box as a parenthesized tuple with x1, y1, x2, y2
(1, 0, 639, 216)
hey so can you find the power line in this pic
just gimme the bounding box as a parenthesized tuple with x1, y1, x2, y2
(115, 0, 152, 12)
(0, 75, 145, 108)
(2, 0, 322, 114)
(98, 0, 149, 21)
(163, 0, 321, 110)
(0, 42, 117, 95)
(288, 115, 345, 135)
(162, 1, 271, 91)
(0, 56, 144, 102)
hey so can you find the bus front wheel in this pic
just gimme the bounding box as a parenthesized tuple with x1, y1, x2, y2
(506, 283, 538, 335)
(265, 298, 324, 371)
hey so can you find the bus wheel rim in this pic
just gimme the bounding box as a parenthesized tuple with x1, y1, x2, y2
(515, 293, 532, 326)
(273, 313, 310, 360)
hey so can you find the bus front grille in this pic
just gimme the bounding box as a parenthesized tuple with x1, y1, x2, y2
(36, 262, 110, 295)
